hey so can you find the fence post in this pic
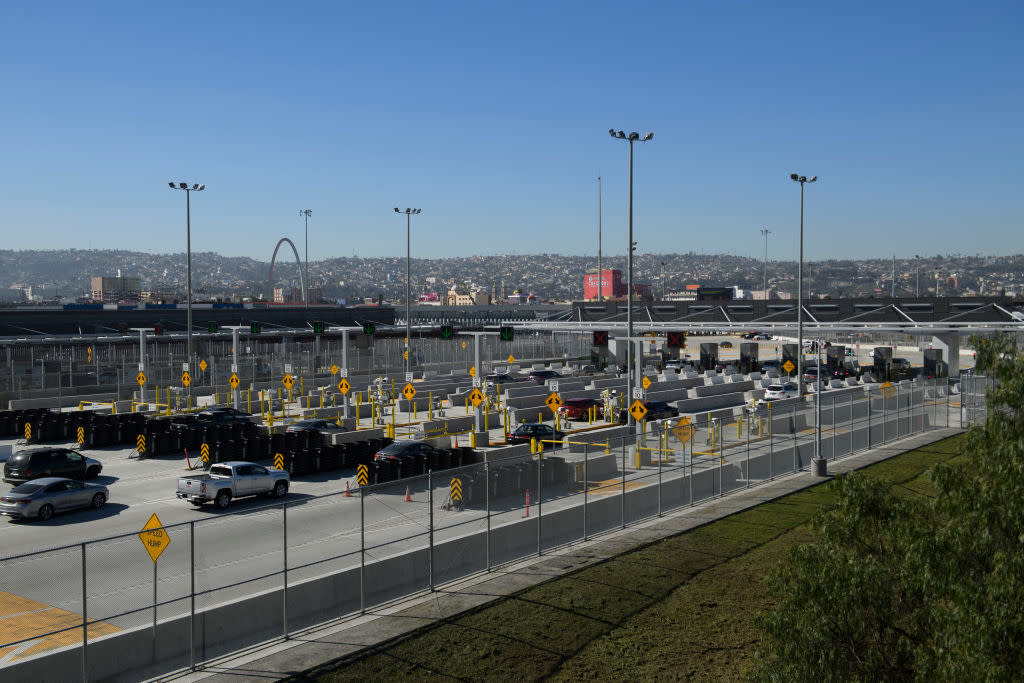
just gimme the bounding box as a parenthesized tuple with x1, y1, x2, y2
(282, 503, 288, 639)
(485, 461, 491, 571)
(537, 457, 543, 556)
(620, 435, 626, 529)
(359, 485, 365, 614)
(428, 469, 434, 592)
(81, 542, 87, 683)
(583, 444, 589, 540)
(831, 394, 836, 460)
(190, 521, 196, 671)
(769, 409, 774, 481)
(658, 430, 663, 516)
(745, 409, 751, 487)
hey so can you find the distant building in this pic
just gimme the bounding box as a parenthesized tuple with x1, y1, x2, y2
(273, 286, 322, 303)
(91, 275, 141, 303)
(445, 287, 490, 306)
(507, 289, 537, 305)
(584, 268, 627, 299)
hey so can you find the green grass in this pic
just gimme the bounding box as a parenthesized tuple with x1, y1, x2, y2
(298, 435, 965, 683)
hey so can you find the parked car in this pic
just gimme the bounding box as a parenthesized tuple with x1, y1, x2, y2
(573, 365, 601, 376)
(485, 372, 519, 383)
(506, 423, 564, 447)
(374, 440, 441, 463)
(760, 383, 801, 402)
(760, 360, 783, 374)
(754, 333, 773, 340)
(557, 398, 603, 421)
(719, 340, 734, 348)
(285, 419, 349, 434)
(527, 369, 562, 385)
(617, 400, 679, 423)
(3, 448, 102, 484)
(170, 407, 254, 433)
(176, 461, 289, 509)
(802, 366, 827, 383)
(0, 477, 109, 522)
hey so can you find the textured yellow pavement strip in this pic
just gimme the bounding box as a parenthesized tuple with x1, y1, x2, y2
(0, 591, 119, 662)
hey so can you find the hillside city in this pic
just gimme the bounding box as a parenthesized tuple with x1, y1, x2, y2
(1, 249, 1022, 306)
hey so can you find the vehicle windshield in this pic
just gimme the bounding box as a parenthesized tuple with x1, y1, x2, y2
(293, 420, 318, 428)
(767, 385, 783, 391)
(10, 482, 45, 494)
(378, 442, 413, 456)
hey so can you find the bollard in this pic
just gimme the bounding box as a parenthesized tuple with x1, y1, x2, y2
(471, 432, 477, 449)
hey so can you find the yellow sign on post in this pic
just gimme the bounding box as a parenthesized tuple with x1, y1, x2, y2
(274, 453, 285, 470)
(199, 360, 207, 372)
(468, 365, 476, 377)
(229, 373, 240, 390)
(357, 464, 369, 486)
(782, 360, 795, 374)
(402, 383, 416, 400)
(468, 388, 484, 408)
(136, 434, 146, 455)
(462, 341, 467, 350)
(282, 373, 294, 390)
(671, 416, 695, 445)
(880, 381, 896, 399)
(330, 364, 339, 376)
(138, 513, 170, 563)
(450, 478, 463, 503)
(338, 378, 351, 395)
(23, 423, 31, 440)
(181, 371, 192, 388)
(546, 392, 563, 411)
(77, 426, 85, 445)
(641, 375, 652, 390)
(629, 399, 648, 422)
(507, 355, 515, 363)
(200, 443, 210, 463)
(136, 371, 147, 387)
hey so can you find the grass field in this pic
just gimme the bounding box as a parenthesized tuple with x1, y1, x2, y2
(297, 435, 965, 682)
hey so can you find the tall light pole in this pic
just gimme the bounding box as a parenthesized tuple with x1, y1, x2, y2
(915, 255, 921, 297)
(610, 129, 653, 430)
(660, 261, 667, 299)
(299, 209, 312, 308)
(395, 208, 421, 377)
(597, 176, 603, 302)
(760, 228, 771, 296)
(790, 173, 816, 395)
(169, 181, 205, 377)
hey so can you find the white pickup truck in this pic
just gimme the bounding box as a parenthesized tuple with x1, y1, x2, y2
(176, 461, 289, 509)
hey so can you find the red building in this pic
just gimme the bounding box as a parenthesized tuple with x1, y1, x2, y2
(584, 269, 650, 300)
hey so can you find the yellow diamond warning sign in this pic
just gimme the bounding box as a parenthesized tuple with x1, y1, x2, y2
(138, 513, 170, 563)
(629, 399, 648, 422)
(671, 416, 695, 445)
(545, 392, 562, 411)
(229, 373, 240, 389)
(402, 383, 416, 400)
(337, 378, 350, 395)
(880, 381, 896, 399)
(181, 371, 192, 388)
(468, 388, 484, 407)
(641, 375, 652, 390)
(782, 360, 795, 374)
(330, 364, 339, 375)
(507, 355, 515, 363)
(199, 359, 207, 372)
(281, 373, 294, 389)
(136, 371, 147, 387)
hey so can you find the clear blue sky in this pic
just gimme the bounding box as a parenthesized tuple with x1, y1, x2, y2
(1, 1, 1020, 262)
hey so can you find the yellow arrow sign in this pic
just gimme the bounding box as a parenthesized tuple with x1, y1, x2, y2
(468, 388, 484, 407)
(450, 477, 463, 502)
(330, 364, 339, 375)
(403, 382, 416, 400)
(136, 371, 147, 387)
(181, 371, 192, 388)
(630, 399, 648, 422)
(462, 341, 467, 349)
(201, 443, 210, 463)
(670, 416, 695, 445)
(782, 360, 795, 374)
(24, 423, 31, 440)
(282, 373, 294, 389)
(77, 426, 85, 445)
(229, 373, 240, 389)
(642, 375, 652, 390)
(546, 392, 563, 411)
(338, 378, 351, 395)
(274, 453, 285, 470)
(136, 434, 146, 455)
(468, 365, 476, 377)
(357, 464, 368, 486)
(138, 513, 170, 563)
(199, 359, 208, 372)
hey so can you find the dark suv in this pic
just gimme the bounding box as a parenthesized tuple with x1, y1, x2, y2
(617, 400, 679, 423)
(171, 407, 253, 432)
(3, 448, 103, 483)
(374, 440, 440, 463)
(506, 423, 565, 447)
(527, 370, 562, 385)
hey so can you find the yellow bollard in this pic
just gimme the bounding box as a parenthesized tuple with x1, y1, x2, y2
(530, 437, 537, 454)
(471, 432, 477, 448)
(737, 416, 742, 438)
(428, 391, 434, 420)
(300, 377, 304, 394)
(604, 441, 611, 455)
(247, 389, 252, 414)
(538, 412, 542, 424)
(268, 411, 274, 427)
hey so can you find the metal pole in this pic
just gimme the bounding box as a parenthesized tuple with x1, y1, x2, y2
(359, 485, 365, 614)
(428, 470, 434, 591)
(190, 521, 196, 671)
(657, 431, 663, 516)
(815, 342, 822, 461)
(761, 228, 770, 295)
(282, 503, 288, 639)
(627, 138, 636, 435)
(485, 461, 491, 571)
(597, 176, 602, 302)
(797, 181, 804, 395)
(583, 444, 589, 540)
(831, 394, 836, 460)
(81, 542, 87, 682)
(473, 335, 482, 432)
(746, 408, 751, 486)
(406, 212, 411, 377)
(186, 189, 193, 386)
(153, 560, 157, 639)
(537, 458, 543, 556)
(342, 329, 350, 419)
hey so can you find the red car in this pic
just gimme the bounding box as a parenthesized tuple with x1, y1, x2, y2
(557, 398, 603, 421)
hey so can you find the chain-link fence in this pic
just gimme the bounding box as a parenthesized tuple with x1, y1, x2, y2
(0, 375, 985, 681)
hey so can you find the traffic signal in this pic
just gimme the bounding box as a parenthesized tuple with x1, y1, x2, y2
(153, 324, 163, 336)
(250, 322, 262, 334)
(499, 325, 514, 341)
(667, 331, 686, 348)
(363, 322, 376, 336)
(207, 321, 220, 333)
(592, 330, 609, 347)
(440, 324, 454, 339)
(312, 321, 325, 334)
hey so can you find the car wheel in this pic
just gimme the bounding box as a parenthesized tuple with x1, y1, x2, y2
(37, 504, 54, 522)
(214, 490, 232, 510)
(86, 467, 100, 479)
(91, 492, 106, 509)
(273, 481, 288, 498)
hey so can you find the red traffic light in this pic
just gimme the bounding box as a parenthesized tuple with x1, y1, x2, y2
(592, 330, 609, 347)
(667, 331, 686, 348)
(153, 324, 164, 336)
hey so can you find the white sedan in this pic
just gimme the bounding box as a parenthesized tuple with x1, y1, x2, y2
(758, 383, 801, 405)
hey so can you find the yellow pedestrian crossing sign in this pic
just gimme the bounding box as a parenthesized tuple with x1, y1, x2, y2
(181, 371, 192, 388)
(629, 399, 648, 421)
(546, 392, 562, 411)
(337, 378, 351, 395)
(782, 360, 795, 374)
(641, 375, 652, 390)
(138, 513, 170, 563)
(357, 463, 368, 486)
(136, 371, 147, 387)
(229, 373, 240, 389)
(468, 388, 484, 407)
(403, 383, 416, 400)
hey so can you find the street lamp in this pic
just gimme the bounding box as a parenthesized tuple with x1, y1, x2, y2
(168, 181, 205, 378)
(395, 208, 421, 377)
(915, 254, 921, 297)
(760, 228, 771, 296)
(789, 173, 816, 395)
(299, 209, 312, 308)
(610, 129, 653, 430)
(597, 176, 603, 302)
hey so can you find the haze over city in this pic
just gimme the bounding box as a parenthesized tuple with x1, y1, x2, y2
(1, 1, 1020, 262)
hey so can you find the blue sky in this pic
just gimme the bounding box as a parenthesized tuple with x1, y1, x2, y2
(1, 1, 1020, 262)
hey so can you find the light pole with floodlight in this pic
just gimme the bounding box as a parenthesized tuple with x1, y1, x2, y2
(610, 129, 653, 430)
(789, 173, 816, 395)
(395, 208, 421, 377)
(760, 228, 771, 296)
(597, 176, 603, 302)
(300, 209, 312, 308)
(168, 181, 205, 377)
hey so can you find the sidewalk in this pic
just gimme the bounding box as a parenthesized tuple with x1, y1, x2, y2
(161, 427, 963, 683)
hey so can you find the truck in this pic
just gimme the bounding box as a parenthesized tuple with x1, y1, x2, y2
(176, 461, 289, 509)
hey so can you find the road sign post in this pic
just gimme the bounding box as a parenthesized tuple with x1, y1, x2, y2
(138, 513, 169, 638)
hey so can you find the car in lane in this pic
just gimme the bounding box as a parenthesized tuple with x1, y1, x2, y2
(617, 400, 679, 423)
(506, 423, 565, 447)
(759, 383, 801, 403)
(754, 333, 773, 340)
(485, 372, 520, 383)
(557, 398, 603, 422)
(572, 365, 601, 376)
(0, 477, 109, 522)
(527, 369, 562, 385)
(719, 340, 733, 348)
(177, 461, 289, 509)
(3, 448, 102, 484)
(374, 440, 441, 464)
(170, 407, 255, 434)
(285, 419, 349, 435)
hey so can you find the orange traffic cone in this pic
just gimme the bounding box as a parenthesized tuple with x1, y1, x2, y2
(524, 488, 530, 518)
(344, 481, 352, 497)
(404, 486, 412, 502)
(453, 435, 458, 447)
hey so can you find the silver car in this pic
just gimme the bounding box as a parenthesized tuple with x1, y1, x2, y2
(0, 477, 108, 522)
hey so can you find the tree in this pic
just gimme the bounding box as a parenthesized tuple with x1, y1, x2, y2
(748, 333, 1024, 682)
